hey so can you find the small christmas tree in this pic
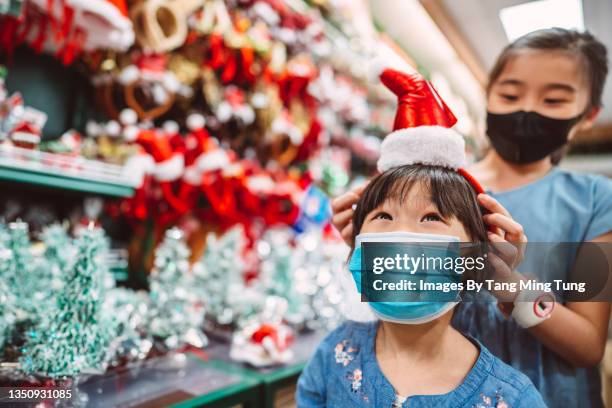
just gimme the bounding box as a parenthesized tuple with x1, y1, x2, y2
(196, 226, 261, 328)
(0, 240, 16, 354)
(147, 227, 207, 349)
(39, 223, 74, 290)
(257, 228, 307, 325)
(4, 221, 35, 315)
(20, 225, 114, 378)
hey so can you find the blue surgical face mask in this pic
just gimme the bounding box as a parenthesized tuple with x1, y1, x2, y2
(348, 231, 461, 324)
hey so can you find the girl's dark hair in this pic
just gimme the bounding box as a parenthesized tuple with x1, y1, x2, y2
(350, 165, 487, 251)
(487, 28, 609, 113)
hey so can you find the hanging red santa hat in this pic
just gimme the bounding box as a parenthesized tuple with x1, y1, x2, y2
(372, 65, 484, 195)
(27, 0, 134, 51)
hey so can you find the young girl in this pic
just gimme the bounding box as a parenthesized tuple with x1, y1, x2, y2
(331, 28, 612, 408)
(297, 66, 546, 407)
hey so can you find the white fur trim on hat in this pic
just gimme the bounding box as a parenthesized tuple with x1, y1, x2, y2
(376, 126, 466, 172)
(124, 153, 155, 186)
(183, 165, 202, 185)
(154, 153, 184, 182)
(368, 58, 388, 83)
(195, 150, 230, 172)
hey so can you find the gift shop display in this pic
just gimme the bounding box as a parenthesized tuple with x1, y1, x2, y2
(0, 0, 484, 406)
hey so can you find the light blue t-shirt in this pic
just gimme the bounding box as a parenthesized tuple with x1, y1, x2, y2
(297, 320, 546, 407)
(453, 168, 612, 408)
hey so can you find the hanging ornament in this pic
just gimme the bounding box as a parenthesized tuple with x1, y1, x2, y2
(130, 0, 204, 53)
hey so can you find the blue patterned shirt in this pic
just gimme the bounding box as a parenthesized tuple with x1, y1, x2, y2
(296, 320, 546, 407)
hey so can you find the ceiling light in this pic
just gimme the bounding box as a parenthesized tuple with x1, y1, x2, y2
(499, 0, 584, 42)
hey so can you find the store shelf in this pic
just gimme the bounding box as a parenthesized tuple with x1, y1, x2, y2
(205, 330, 327, 408)
(0, 145, 137, 197)
(77, 352, 261, 408)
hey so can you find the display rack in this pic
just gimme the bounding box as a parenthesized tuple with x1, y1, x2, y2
(0, 145, 137, 197)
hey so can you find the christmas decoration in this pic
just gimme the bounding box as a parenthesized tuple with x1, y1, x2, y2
(147, 227, 207, 350)
(290, 227, 345, 331)
(103, 287, 153, 367)
(257, 228, 307, 324)
(0, 0, 134, 64)
(20, 225, 114, 378)
(230, 297, 294, 367)
(0, 235, 17, 355)
(37, 223, 74, 292)
(371, 64, 485, 194)
(195, 225, 261, 329)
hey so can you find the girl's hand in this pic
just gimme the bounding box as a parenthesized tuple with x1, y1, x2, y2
(331, 182, 369, 245)
(478, 193, 528, 273)
(477, 194, 529, 311)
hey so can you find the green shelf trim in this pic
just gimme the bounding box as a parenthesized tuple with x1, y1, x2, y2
(0, 165, 135, 197)
(170, 360, 262, 408)
(245, 362, 307, 384)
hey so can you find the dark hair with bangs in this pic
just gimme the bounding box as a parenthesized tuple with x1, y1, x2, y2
(350, 165, 487, 250)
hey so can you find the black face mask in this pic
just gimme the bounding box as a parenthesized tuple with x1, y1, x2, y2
(486, 111, 583, 164)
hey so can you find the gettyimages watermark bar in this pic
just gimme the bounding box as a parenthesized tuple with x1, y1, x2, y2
(357, 242, 612, 302)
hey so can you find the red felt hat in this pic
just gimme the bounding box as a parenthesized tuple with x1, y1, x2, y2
(371, 64, 484, 195)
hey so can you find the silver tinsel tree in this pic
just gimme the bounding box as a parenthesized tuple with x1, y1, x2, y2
(147, 228, 207, 350)
(290, 229, 345, 331)
(0, 236, 16, 354)
(39, 223, 74, 291)
(195, 226, 262, 329)
(4, 221, 37, 316)
(257, 228, 308, 325)
(19, 225, 114, 378)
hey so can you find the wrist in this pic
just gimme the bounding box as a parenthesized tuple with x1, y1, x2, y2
(511, 288, 556, 328)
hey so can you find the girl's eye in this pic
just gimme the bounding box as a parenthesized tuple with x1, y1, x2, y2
(500, 94, 518, 102)
(372, 211, 393, 221)
(421, 213, 443, 222)
(544, 98, 568, 105)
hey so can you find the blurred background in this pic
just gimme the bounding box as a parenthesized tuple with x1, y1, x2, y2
(0, 0, 610, 407)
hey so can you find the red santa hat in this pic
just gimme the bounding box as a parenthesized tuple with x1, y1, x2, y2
(372, 65, 484, 195)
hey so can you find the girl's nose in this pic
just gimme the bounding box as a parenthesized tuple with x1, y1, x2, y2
(519, 95, 538, 112)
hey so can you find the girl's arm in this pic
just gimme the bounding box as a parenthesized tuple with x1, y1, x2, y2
(529, 231, 611, 367)
(480, 194, 611, 368)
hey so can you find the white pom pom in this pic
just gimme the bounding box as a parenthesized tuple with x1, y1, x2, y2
(119, 109, 138, 126)
(186, 114, 206, 131)
(163, 120, 179, 135)
(216, 102, 232, 123)
(238, 106, 255, 125)
(118, 65, 139, 85)
(376, 126, 466, 172)
(105, 120, 121, 137)
(162, 72, 180, 93)
(123, 125, 140, 142)
(251, 93, 268, 109)
(86, 121, 101, 137)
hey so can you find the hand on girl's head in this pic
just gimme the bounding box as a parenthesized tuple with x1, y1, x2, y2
(478, 193, 527, 279)
(331, 181, 369, 244)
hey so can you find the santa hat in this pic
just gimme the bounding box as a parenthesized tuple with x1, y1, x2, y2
(121, 109, 184, 182)
(373, 65, 484, 195)
(67, 0, 133, 50)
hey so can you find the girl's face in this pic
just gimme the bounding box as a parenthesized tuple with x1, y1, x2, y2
(359, 184, 471, 241)
(487, 49, 599, 139)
